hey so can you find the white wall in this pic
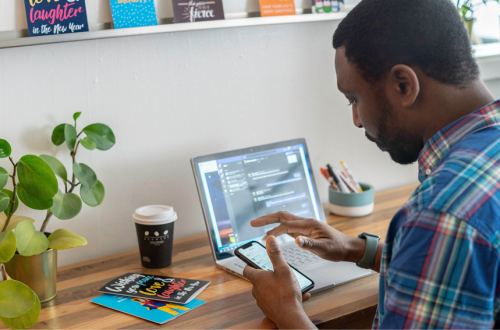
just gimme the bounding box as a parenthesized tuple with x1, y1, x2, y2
(2, 0, 495, 267)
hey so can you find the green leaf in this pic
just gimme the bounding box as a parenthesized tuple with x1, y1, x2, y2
(51, 124, 66, 146)
(0, 215, 35, 232)
(80, 180, 105, 207)
(73, 163, 97, 188)
(51, 190, 82, 220)
(0, 289, 40, 330)
(73, 112, 82, 121)
(82, 124, 116, 151)
(0, 280, 37, 319)
(15, 220, 49, 257)
(48, 229, 87, 250)
(39, 155, 67, 182)
(17, 183, 53, 211)
(64, 124, 77, 151)
(80, 137, 96, 151)
(0, 192, 10, 213)
(2, 189, 19, 216)
(0, 140, 12, 159)
(0, 230, 16, 263)
(17, 155, 58, 200)
(0, 167, 9, 190)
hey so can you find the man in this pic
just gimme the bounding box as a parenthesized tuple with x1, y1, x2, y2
(244, 0, 500, 328)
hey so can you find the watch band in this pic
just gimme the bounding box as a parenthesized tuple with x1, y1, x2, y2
(356, 232, 380, 269)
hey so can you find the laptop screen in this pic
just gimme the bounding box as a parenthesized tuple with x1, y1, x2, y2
(192, 139, 324, 260)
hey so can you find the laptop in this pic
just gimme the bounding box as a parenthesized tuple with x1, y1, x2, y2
(191, 138, 374, 293)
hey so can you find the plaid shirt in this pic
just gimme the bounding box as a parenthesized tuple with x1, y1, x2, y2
(373, 100, 500, 329)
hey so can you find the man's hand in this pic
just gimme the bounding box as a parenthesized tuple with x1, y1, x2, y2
(243, 235, 316, 329)
(251, 211, 366, 264)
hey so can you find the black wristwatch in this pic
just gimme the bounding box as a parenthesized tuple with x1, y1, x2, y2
(356, 232, 380, 269)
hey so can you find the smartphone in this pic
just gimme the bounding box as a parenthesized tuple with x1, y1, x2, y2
(235, 241, 315, 293)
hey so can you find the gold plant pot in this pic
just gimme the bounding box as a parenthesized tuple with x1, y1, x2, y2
(4, 249, 58, 303)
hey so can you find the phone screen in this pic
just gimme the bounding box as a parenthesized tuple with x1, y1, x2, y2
(238, 242, 313, 292)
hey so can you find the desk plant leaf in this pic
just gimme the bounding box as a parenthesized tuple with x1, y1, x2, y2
(0, 280, 37, 319)
(15, 220, 49, 257)
(17, 155, 58, 200)
(0, 167, 9, 189)
(64, 124, 77, 151)
(73, 163, 97, 188)
(2, 189, 19, 216)
(51, 124, 66, 146)
(0, 192, 10, 213)
(0, 140, 12, 159)
(0, 215, 35, 232)
(51, 190, 82, 220)
(80, 137, 96, 151)
(0, 231, 16, 263)
(48, 229, 87, 250)
(0, 291, 40, 330)
(82, 124, 116, 151)
(39, 155, 67, 182)
(73, 112, 81, 122)
(17, 183, 53, 211)
(80, 180, 105, 207)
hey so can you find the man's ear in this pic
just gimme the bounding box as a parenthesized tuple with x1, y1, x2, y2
(388, 64, 420, 108)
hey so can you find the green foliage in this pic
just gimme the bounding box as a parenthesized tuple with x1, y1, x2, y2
(80, 137, 96, 151)
(51, 190, 82, 220)
(64, 124, 77, 151)
(73, 112, 81, 122)
(17, 155, 58, 200)
(0, 290, 40, 330)
(0, 167, 9, 190)
(17, 183, 53, 211)
(0, 215, 34, 232)
(82, 124, 116, 151)
(2, 189, 19, 216)
(0, 192, 10, 213)
(39, 155, 67, 182)
(0, 230, 16, 263)
(51, 124, 66, 146)
(0, 140, 12, 159)
(0, 280, 37, 319)
(80, 180, 105, 207)
(48, 229, 87, 250)
(457, 0, 500, 19)
(73, 163, 97, 188)
(15, 221, 49, 257)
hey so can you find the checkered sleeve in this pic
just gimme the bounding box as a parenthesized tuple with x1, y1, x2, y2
(378, 210, 499, 329)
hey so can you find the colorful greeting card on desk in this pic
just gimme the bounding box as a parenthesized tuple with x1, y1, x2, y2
(91, 294, 206, 324)
(23, 0, 89, 37)
(109, 0, 158, 29)
(172, 0, 225, 23)
(99, 273, 210, 304)
(259, 0, 296, 17)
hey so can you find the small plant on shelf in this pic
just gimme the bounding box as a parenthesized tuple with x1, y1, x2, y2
(0, 112, 115, 329)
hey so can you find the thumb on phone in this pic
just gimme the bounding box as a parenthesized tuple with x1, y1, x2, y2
(266, 235, 288, 273)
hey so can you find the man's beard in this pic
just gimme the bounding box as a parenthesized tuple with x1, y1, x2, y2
(365, 94, 420, 165)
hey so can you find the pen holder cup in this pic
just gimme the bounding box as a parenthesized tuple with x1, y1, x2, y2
(328, 183, 374, 217)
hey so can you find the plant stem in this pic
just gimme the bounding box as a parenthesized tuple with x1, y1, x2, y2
(68, 140, 81, 194)
(1, 264, 11, 280)
(40, 211, 53, 233)
(1, 158, 17, 233)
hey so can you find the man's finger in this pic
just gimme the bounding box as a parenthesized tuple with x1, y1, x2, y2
(302, 292, 311, 303)
(266, 235, 289, 273)
(243, 265, 260, 282)
(295, 235, 328, 253)
(263, 219, 314, 239)
(251, 211, 301, 227)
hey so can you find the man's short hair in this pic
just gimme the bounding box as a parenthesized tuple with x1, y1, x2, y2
(333, 0, 480, 87)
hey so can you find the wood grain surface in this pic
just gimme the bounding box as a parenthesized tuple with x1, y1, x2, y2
(1, 183, 418, 330)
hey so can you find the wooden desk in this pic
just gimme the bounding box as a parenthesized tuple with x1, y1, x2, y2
(12, 184, 418, 330)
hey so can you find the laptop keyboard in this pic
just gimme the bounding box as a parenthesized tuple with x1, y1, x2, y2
(282, 247, 321, 268)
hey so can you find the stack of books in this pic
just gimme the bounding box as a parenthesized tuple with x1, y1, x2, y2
(91, 273, 210, 324)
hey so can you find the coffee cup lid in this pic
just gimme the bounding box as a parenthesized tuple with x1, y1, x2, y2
(133, 205, 178, 225)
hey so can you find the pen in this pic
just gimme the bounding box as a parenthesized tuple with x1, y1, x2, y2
(339, 170, 360, 193)
(326, 164, 349, 193)
(340, 160, 362, 192)
(321, 167, 339, 191)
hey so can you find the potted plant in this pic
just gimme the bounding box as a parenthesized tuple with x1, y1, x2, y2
(457, 0, 500, 39)
(0, 112, 115, 329)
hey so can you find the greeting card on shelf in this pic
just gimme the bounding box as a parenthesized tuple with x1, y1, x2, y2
(23, 0, 89, 37)
(109, 0, 158, 29)
(172, 0, 225, 23)
(259, 0, 296, 17)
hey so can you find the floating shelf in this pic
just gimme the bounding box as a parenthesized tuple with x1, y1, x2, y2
(0, 11, 349, 50)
